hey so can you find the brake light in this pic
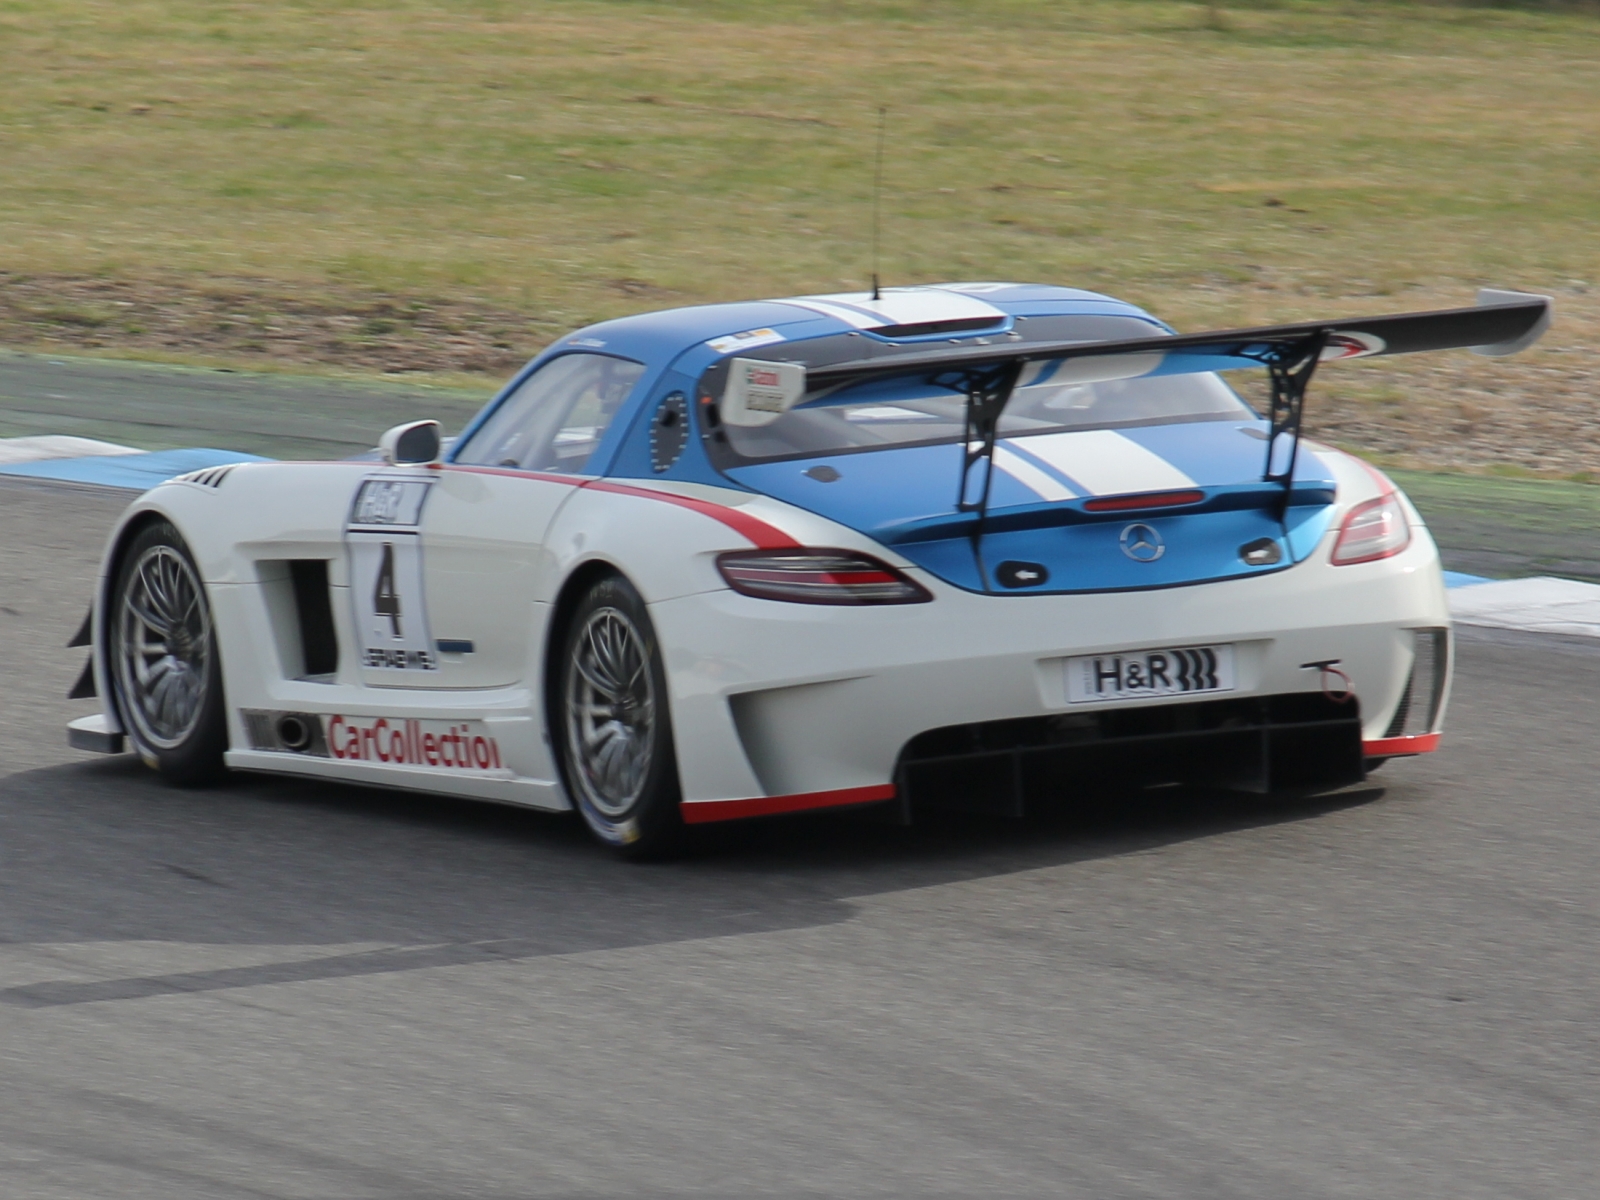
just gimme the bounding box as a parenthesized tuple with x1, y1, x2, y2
(1083, 489, 1204, 513)
(1330, 493, 1411, 565)
(716, 549, 933, 605)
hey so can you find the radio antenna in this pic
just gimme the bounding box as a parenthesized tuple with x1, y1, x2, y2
(870, 106, 887, 300)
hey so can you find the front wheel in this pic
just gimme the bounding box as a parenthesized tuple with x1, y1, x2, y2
(555, 575, 684, 858)
(108, 521, 228, 784)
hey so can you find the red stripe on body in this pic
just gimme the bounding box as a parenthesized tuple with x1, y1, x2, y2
(1363, 732, 1441, 758)
(440, 465, 799, 550)
(680, 783, 897, 824)
(580, 479, 800, 549)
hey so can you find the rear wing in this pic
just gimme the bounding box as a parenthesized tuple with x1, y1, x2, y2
(719, 289, 1550, 519)
(798, 288, 1550, 395)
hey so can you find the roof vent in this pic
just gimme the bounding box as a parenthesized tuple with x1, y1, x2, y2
(869, 316, 1007, 339)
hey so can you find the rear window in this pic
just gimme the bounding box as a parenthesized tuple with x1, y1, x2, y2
(718, 316, 1252, 464)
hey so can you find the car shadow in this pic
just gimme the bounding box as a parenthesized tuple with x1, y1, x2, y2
(0, 755, 1383, 1009)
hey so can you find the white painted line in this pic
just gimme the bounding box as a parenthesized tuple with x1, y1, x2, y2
(1448, 576, 1600, 639)
(0, 435, 139, 465)
(1007, 429, 1196, 496)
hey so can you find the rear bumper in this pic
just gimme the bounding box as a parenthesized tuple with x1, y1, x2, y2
(897, 691, 1367, 818)
(674, 691, 1418, 826)
(1362, 731, 1442, 759)
(656, 526, 1451, 818)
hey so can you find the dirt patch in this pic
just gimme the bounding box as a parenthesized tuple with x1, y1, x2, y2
(1305, 301, 1596, 479)
(2, 271, 1597, 478)
(0, 272, 564, 379)
(1183, 284, 1600, 479)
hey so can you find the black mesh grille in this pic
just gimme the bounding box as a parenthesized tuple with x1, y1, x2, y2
(898, 692, 1364, 816)
(1383, 628, 1450, 739)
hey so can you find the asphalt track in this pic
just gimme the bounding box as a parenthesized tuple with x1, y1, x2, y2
(0, 349, 489, 460)
(3, 478, 1598, 1199)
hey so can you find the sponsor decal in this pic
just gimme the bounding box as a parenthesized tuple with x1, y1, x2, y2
(1065, 644, 1238, 704)
(1320, 330, 1386, 360)
(361, 645, 437, 670)
(720, 357, 806, 427)
(347, 531, 437, 671)
(742, 364, 790, 413)
(706, 327, 785, 355)
(350, 478, 430, 527)
(325, 714, 504, 771)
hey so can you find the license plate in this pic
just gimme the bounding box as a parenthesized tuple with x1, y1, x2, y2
(1065, 644, 1236, 704)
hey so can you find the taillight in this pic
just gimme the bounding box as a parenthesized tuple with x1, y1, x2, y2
(1330, 493, 1411, 565)
(716, 549, 933, 605)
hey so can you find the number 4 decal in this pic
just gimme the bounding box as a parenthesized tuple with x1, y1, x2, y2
(346, 477, 436, 673)
(373, 542, 402, 637)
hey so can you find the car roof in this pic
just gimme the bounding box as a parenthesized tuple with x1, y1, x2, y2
(452, 283, 1173, 480)
(549, 283, 1165, 368)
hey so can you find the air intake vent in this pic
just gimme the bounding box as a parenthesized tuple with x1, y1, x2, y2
(289, 560, 340, 678)
(1383, 628, 1450, 738)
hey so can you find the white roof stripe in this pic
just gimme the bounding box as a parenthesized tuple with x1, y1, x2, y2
(1006, 430, 1197, 496)
(777, 288, 1008, 330)
(992, 445, 1076, 502)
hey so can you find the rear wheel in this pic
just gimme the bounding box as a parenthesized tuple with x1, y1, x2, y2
(555, 575, 683, 858)
(108, 521, 228, 784)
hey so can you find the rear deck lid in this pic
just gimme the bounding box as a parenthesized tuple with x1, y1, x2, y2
(725, 416, 1338, 594)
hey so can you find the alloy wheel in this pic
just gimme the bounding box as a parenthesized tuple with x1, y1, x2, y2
(114, 544, 213, 750)
(563, 605, 656, 819)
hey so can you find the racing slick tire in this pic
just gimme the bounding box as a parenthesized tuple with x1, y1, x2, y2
(108, 521, 229, 785)
(555, 574, 685, 859)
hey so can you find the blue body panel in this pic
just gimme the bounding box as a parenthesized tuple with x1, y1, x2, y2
(446, 284, 1341, 594)
(725, 427, 1337, 594)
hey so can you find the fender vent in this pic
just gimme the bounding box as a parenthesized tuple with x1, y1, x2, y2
(175, 465, 236, 488)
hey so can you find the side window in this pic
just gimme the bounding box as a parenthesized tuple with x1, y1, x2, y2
(453, 353, 646, 474)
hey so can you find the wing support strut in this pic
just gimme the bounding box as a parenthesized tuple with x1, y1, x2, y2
(947, 359, 1026, 593)
(1262, 329, 1329, 518)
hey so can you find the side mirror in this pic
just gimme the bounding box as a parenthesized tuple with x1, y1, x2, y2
(379, 420, 443, 466)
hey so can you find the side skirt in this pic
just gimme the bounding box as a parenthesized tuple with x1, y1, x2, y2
(222, 750, 571, 812)
(680, 783, 898, 824)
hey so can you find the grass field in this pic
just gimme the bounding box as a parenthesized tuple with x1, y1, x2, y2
(1389, 467, 1600, 581)
(1, 0, 1597, 472)
(4, 346, 1595, 582)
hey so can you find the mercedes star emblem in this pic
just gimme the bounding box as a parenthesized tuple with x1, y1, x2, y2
(1120, 523, 1165, 562)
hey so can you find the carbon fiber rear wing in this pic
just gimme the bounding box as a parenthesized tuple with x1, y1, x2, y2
(769, 289, 1549, 520)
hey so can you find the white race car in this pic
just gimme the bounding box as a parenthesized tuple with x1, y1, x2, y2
(65, 283, 1549, 856)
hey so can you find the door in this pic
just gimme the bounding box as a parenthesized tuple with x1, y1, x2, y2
(413, 351, 647, 689)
